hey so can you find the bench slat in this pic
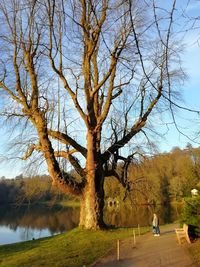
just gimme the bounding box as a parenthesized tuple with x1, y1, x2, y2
(175, 224, 191, 244)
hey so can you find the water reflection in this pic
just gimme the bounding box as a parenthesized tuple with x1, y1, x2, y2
(0, 204, 79, 245)
(0, 201, 182, 245)
(104, 201, 182, 227)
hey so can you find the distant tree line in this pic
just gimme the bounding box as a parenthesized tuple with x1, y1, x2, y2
(104, 146, 200, 206)
(1, 146, 200, 206)
(0, 175, 70, 205)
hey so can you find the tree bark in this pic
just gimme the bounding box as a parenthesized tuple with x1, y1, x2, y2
(79, 131, 106, 229)
(79, 180, 105, 229)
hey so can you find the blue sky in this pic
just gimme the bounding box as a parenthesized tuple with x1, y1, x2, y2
(0, 0, 200, 178)
(157, 29, 200, 152)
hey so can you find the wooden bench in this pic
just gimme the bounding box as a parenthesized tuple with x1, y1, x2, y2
(175, 224, 191, 244)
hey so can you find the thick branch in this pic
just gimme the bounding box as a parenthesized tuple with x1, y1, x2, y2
(47, 0, 88, 126)
(103, 84, 162, 161)
(54, 150, 86, 178)
(0, 82, 22, 103)
(53, 173, 86, 197)
(48, 130, 87, 157)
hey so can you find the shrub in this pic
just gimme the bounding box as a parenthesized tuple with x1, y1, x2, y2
(181, 196, 200, 238)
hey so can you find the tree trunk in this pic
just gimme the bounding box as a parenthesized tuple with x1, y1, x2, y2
(79, 131, 106, 229)
(79, 179, 105, 229)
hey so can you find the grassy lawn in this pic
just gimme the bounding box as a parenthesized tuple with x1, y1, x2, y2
(0, 226, 150, 267)
(188, 238, 200, 267)
(57, 200, 80, 208)
(41, 199, 80, 208)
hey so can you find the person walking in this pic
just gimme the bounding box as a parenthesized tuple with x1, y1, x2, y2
(152, 213, 160, 236)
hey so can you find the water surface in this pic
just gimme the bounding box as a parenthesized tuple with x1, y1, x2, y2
(0, 204, 79, 245)
(0, 201, 182, 245)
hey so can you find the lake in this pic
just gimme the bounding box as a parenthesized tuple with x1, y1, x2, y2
(0, 204, 79, 245)
(0, 201, 182, 245)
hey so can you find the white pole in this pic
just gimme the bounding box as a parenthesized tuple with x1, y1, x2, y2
(133, 230, 136, 247)
(117, 239, 120, 260)
(138, 224, 141, 236)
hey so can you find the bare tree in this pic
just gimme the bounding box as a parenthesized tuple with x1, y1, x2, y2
(0, 0, 185, 229)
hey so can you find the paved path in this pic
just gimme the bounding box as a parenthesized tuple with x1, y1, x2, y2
(92, 224, 196, 267)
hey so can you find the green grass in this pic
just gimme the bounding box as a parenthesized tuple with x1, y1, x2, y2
(0, 226, 150, 267)
(57, 200, 80, 208)
(188, 238, 200, 267)
(40, 199, 80, 208)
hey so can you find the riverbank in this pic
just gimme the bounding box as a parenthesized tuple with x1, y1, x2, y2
(0, 224, 199, 267)
(0, 226, 149, 267)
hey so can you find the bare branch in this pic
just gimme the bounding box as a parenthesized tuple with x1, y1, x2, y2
(22, 144, 41, 160)
(48, 130, 87, 157)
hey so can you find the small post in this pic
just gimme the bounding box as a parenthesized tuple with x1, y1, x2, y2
(138, 224, 141, 236)
(133, 230, 136, 247)
(117, 239, 120, 260)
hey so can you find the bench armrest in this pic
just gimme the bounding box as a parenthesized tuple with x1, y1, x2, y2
(175, 228, 184, 232)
